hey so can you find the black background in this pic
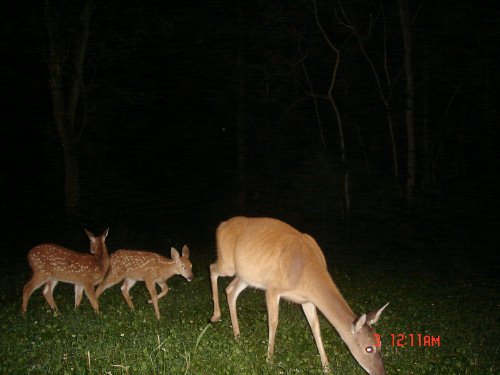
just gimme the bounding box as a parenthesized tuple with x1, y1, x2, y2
(2, 0, 498, 278)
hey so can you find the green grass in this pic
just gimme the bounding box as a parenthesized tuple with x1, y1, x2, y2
(0, 252, 497, 374)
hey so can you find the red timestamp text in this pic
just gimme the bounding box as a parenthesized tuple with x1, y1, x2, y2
(374, 333, 441, 347)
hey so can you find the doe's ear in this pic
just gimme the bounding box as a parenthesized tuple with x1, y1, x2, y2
(181, 245, 190, 258)
(367, 302, 390, 325)
(171, 247, 180, 261)
(352, 314, 367, 334)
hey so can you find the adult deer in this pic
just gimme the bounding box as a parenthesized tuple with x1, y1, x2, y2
(210, 217, 389, 374)
(96, 245, 193, 320)
(22, 228, 110, 314)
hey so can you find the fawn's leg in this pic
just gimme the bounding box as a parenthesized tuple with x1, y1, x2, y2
(150, 281, 169, 303)
(120, 278, 137, 310)
(83, 282, 100, 313)
(145, 278, 160, 320)
(75, 285, 84, 308)
(22, 274, 46, 313)
(42, 280, 59, 311)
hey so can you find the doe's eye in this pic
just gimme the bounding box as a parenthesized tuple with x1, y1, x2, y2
(366, 346, 374, 353)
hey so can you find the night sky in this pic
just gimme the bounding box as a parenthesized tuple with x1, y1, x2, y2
(1, 0, 498, 273)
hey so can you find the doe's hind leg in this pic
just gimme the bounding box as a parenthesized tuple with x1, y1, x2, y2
(225, 277, 248, 338)
(209, 262, 232, 322)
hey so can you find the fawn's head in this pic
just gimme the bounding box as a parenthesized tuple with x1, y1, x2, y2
(171, 245, 193, 281)
(84, 228, 109, 256)
(346, 302, 389, 375)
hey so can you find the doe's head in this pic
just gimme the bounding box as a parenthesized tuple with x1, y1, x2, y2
(347, 302, 389, 375)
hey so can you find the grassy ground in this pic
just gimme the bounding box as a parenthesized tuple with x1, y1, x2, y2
(0, 242, 497, 374)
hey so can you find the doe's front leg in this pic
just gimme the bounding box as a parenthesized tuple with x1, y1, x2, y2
(265, 290, 281, 364)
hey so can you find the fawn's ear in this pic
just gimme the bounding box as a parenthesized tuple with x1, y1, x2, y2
(101, 228, 109, 239)
(171, 247, 180, 261)
(84, 229, 96, 242)
(181, 245, 190, 258)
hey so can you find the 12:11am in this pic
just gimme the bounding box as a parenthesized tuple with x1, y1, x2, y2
(374, 333, 441, 347)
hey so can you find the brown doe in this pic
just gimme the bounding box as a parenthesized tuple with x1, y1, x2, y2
(96, 245, 193, 319)
(210, 217, 389, 374)
(22, 228, 110, 314)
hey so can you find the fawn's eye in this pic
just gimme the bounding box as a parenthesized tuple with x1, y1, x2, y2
(182, 265, 186, 269)
(366, 346, 374, 353)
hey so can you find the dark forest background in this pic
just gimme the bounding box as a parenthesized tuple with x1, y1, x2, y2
(1, 0, 498, 276)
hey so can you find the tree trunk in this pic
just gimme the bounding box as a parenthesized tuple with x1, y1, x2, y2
(236, 76, 247, 211)
(235, 2, 247, 212)
(337, 2, 399, 178)
(399, 0, 416, 201)
(313, 0, 350, 215)
(421, 53, 432, 194)
(44, 0, 94, 215)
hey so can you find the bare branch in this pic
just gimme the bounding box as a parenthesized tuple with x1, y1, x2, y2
(302, 60, 327, 150)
